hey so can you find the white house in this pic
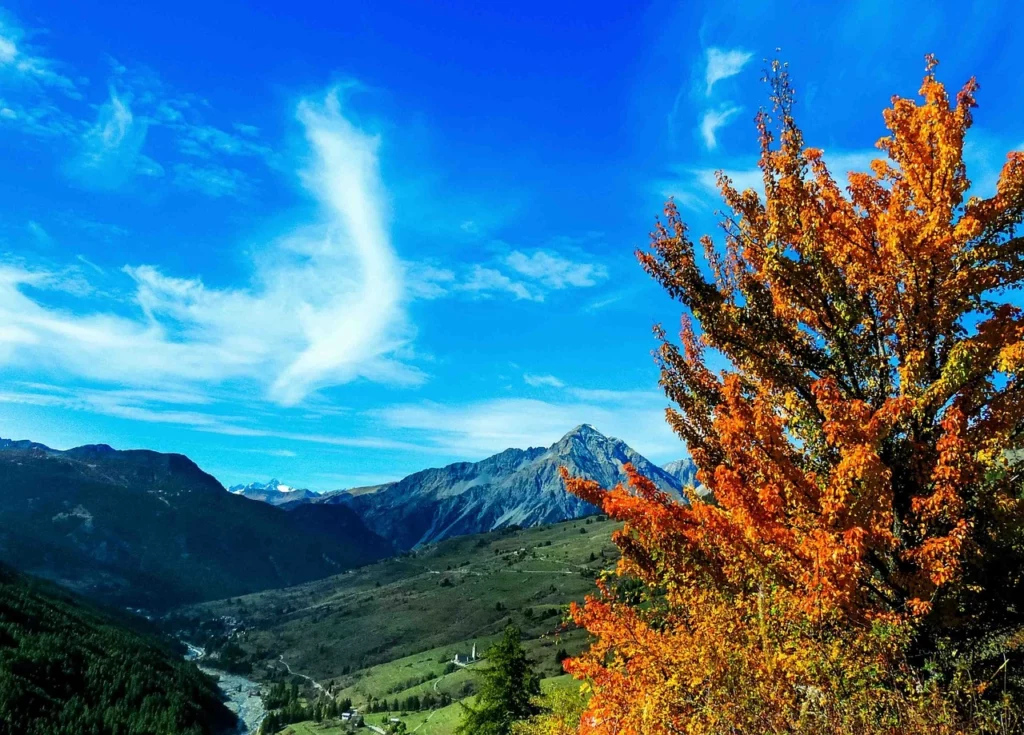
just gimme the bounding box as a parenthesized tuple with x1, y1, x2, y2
(452, 643, 478, 667)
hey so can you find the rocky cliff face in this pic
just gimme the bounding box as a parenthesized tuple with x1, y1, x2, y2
(337, 424, 684, 550)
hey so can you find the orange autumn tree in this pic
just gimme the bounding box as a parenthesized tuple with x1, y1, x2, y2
(559, 59, 1024, 734)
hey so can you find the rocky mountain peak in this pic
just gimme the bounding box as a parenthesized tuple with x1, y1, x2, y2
(341, 424, 687, 550)
(554, 424, 620, 454)
(565, 423, 601, 439)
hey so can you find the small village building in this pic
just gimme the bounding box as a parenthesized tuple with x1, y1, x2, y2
(341, 711, 364, 725)
(452, 643, 478, 667)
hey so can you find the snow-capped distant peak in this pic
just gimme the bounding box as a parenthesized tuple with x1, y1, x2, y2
(226, 478, 319, 507)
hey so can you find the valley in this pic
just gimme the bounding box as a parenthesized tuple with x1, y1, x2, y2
(0, 427, 692, 613)
(170, 517, 622, 734)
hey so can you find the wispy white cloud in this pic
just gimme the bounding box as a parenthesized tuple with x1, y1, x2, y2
(270, 90, 420, 403)
(0, 87, 422, 406)
(0, 11, 81, 136)
(0, 33, 14, 64)
(0, 98, 78, 136)
(233, 447, 298, 458)
(0, 12, 80, 98)
(76, 255, 105, 275)
(64, 88, 164, 189)
(267, 449, 298, 458)
(26, 220, 52, 246)
(699, 105, 741, 150)
(0, 382, 425, 452)
(505, 250, 608, 289)
(523, 373, 565, 388)
(172, 162, 251, 199)
(56, 212, 129, 241)
(178, 123, 274, 161)
(582, 291, 627, 313)
(403, 263, 456, 300)
(659, 149, 880, 210)
(705, 47, 753, 96)
(566, 387, 662, 404)
(0, 264, 93, 298)
(233, 122, 260, 137)
(459, 265, 538, 301)
(1, 9, 272, 197)
(373, 389, 682, 461)
(409, 248, 609, 303)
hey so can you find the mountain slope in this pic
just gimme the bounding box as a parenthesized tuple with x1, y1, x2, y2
(228, 478, 319, 506)
(0, 439, 391, 609)
(175, 517, 623, 687)
(661, 458, 698, 487)
(334, 424, 683, 550)
(0, 564, 235, 735)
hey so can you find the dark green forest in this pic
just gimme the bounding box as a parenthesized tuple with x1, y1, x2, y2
(0, 565, 235, 735)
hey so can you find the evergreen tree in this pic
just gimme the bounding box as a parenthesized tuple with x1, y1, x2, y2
(457, 626, 540, 735)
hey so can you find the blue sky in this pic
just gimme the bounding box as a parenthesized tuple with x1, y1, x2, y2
(1, 0, 1021, 490)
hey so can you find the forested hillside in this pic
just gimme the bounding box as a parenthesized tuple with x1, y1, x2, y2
(0, 565, 236, 735)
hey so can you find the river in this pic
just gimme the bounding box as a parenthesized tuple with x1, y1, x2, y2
(185, 644, 267, 733)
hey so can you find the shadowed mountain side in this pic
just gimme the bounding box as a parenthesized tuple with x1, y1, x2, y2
(0, 439, 390, 610)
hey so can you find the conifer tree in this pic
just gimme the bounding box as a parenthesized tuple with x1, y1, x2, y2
(457, 626, 541, 735)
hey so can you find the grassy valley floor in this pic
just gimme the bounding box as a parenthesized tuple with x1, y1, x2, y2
(171, 517, 619, 734)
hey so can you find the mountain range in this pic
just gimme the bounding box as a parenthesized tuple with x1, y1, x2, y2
(298, 424, 696, 550)
(0, 439, 390, 610)
(228, 478, 319, 505)
(0, 426, 695, 608)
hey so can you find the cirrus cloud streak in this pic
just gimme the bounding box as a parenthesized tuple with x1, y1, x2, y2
(0, 89, 420, 407)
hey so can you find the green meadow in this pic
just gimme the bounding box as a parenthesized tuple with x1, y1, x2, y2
(174, 517, 619, 733)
